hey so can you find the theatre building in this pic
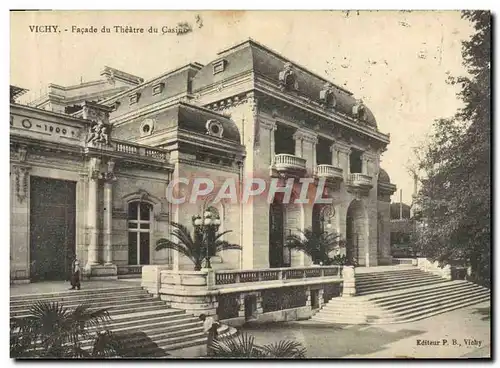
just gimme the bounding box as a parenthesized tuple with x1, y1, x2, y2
(10, 39, 396, 283)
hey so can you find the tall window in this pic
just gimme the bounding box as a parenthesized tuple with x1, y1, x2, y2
(349, 149, 363, 173)
(274, 124, 296, 155)
(128, 201, 152, 265)
(316, 137, 332, 165)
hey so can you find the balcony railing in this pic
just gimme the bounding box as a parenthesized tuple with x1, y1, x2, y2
(273, 154, 307, 174)
(348, 173, 373, 190)
(315, 164, 343, 182)
(113, 141, 169, 161)
(214, 265, 342, 286)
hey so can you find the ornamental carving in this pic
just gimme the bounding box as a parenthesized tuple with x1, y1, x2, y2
(12, 145, 28, 162)
(205, 119, 224, 138)
(352, 99, 367, 121)
(278, 62, 299, 92)
(319, 83, 337, 108)
(14, 166, 31, 203)
(87, 120, 111, 145)
(82, 104, 110, 125)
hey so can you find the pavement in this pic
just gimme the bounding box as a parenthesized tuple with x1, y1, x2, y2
(239, 301, 491, 359)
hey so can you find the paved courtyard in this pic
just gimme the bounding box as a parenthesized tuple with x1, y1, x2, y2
(240, 301, 491, 359)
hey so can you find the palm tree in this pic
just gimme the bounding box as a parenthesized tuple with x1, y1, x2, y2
(155, 221, 242, 271)
(10, 301, 114, 358)
(285, 227, 345, 265)
(211, 333, 306, 358)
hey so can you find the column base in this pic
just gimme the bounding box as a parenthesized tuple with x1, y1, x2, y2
(83, 264, 118, 280)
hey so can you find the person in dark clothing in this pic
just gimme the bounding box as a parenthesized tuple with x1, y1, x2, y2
(69, 259, 81, 290)
(199, 314, 220, 356)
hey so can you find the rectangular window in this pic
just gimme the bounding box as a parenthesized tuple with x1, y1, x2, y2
(128, 232, 138, 265)
(140, 232, 150, 265)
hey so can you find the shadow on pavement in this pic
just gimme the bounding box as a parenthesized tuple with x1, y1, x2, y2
(472, 307, 490, 321)
(111, 330, 169, 358)
(240, 321, 426, 358)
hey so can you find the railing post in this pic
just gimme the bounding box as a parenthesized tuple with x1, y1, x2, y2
(206, 269, 215, 290)
(234, 272, 240, 284)
(342, 265, 356, 297)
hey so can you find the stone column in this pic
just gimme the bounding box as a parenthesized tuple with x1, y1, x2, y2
(260, 119, 277, 166)
(333, 142, 351, 180)
(330, 144, 339, 167)
(293, 131, 303, 157)
(86, 157, 101, 268)
(103, 159, 116, 265)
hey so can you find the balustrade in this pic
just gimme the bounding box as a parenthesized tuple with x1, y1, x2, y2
(214, 265, 342, 286)
(273, 153, 307, 173)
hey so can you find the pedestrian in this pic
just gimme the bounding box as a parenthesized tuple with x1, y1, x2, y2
(69, 259, 81, 290)
(199, 314, 220, 357)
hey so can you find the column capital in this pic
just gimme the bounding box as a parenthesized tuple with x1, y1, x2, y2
(260, 118, 277, 131)
(332, 141, 351, 154)
(293, 128, 318, 144)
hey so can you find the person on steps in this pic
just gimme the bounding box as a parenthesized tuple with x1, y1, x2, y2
(199, 314, 220, 357)
(69, 259, 81, 290)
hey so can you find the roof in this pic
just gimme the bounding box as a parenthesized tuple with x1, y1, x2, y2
(378, 168, 391, 183)
(131, 102, 241, 144)
(10, 85, 28, 103)
(191, 39, 377, 128)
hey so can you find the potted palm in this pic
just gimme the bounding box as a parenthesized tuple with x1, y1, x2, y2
(285, 227, 345, 266)
(155, 221, 241, 271)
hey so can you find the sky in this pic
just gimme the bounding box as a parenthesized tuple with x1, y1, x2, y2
(10, 10, 474, 204)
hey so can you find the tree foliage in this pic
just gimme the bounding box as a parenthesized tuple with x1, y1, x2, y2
(155, 221, 241, 271)
(413, 11, 491, 286)
(285, 227, 345, 265)
(211, 333, 306, 358)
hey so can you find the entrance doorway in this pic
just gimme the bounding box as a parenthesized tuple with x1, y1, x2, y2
(346, 199, 366, 266)
(269, 200, 285, 268)
(30, 177, 76, 281)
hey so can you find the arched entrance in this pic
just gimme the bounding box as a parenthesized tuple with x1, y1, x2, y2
(346, 199, 367, 266)
(269, 197, 285, 268)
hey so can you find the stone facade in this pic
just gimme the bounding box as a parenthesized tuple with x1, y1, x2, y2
(10, 39, 397, 283)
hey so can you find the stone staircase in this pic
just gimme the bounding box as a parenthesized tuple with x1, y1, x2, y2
(312, 266, 490, 324)
(10, 285, 236, 357)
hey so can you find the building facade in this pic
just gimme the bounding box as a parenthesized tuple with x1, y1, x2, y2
(10, 39, 397, 283)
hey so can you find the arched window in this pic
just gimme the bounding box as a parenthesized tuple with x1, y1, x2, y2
(128, 201, 153, 265)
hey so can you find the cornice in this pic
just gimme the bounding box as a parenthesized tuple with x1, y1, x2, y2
(177, 157, 241, 174)
(109, 93, 188, 126)
(254, 78, 390, 144)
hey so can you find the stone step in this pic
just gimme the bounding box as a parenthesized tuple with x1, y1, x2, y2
(365, 280, 465, 301)
(10, 286, 143, 303)
(10, 288, 147, 306)
(311, 297, 489, 324)
(355, 272, 444, 284)
(356, 277, 446, 292)
(390, 291, 490, 319)
(381, 286, 490, 311)
(357, 279, 448, 295)
(314, 289, 490, 324)
(10, 296, 159, 316)
(355, 271, 429, 280)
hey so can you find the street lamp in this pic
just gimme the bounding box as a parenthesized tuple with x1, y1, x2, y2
(192, 210, 221, 269)
(320, 205, 335, 231)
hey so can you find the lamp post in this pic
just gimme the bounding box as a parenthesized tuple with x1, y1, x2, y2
(192, 210, 221, 269)
(320, 205, 335, 231)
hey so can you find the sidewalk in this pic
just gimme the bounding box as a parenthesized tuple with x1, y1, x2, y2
(240, 301, 491, 359)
